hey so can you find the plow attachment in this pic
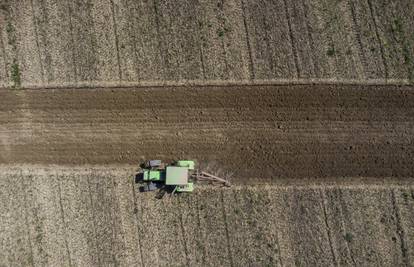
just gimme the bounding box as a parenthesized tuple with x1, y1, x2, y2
(192, 171, 231, 187)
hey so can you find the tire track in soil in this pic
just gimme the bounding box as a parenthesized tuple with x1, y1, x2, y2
(347, 0, 367, 79)
(109, 0, 122, 81)
(86, 175, 102, 267)
(240, 0, 255, 80)
(151, 0, 165, 80)
(130, 179, 145, 267)
(21, 176, 35, 267)
(220, 191, 234, 267)
(56, 177, 73, 267)
(109, 175, 120, 266)
(300, 0, 317, 77)
(282, 0, 300, 78)
(29, 0, 44, 83)
(160, 196, 185, 264)
(337, 189, 357, 266)
(136, 189, 161, 267)
(33, 0, 53, 82)
(0, 14, 8, 83)
(193, 195, 207, 266)
(26, 175, 48, 266)
(228, 189, 249, 265)
(266, 191, 284, 266)
(366, 0, 388, 79)
(65, 1, 77, 83)
(91, 175, 118, 266)
(2, 0, 18, 85)
(178, 197, 190, 267)
(247, 188, 280, 265)
(216, 0, 230, 79)
(320, 189, 339, 266)
(391, 189, 409, 266)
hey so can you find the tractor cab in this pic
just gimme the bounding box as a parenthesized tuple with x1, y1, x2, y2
(139, 160, 195, 193)
(165, 165, 194, 193)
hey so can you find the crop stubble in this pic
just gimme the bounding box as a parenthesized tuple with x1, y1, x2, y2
(1, 0, 413, 87)
(1, 167, 414, 266)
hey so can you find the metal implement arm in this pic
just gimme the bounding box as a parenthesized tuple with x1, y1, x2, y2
(191, 171, 231, 187)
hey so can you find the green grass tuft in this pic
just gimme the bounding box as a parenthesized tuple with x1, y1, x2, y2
(327, 45, 335, 57)
(344, 232, 353, 243)
(11, 62, 21, 88)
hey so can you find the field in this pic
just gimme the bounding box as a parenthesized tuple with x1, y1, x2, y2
(1, 166, 413, 266)
(0, 0, 413, 87)
(1, 0, 414, 266)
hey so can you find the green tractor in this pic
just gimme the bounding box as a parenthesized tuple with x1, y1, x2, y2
(137, 160, 230, 194)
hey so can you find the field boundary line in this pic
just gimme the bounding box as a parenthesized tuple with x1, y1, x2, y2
(0, 78, 412, 90)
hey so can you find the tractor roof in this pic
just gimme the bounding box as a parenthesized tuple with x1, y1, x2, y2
(165, 166, 188, 185)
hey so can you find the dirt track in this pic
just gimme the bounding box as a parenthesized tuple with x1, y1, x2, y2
(0, 83, 413, 182)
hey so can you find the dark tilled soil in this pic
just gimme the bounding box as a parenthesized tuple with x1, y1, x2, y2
(1, 84, 413, 182)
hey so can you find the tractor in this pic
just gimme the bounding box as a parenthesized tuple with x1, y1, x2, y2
(136, 160, 230, 194)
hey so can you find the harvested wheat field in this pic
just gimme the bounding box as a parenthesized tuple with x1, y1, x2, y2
(0, 166, 413, 267)
(1, 0, 414, 87)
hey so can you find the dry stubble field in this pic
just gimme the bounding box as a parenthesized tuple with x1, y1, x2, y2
(0, 0, 413, 87)
(1, 166, 414, 266)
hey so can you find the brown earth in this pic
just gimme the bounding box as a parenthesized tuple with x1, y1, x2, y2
(0, 166, 413, 267)
(1, 83, 413, 182)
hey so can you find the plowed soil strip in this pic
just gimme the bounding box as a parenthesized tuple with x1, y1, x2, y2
(0, 84, 413, 182)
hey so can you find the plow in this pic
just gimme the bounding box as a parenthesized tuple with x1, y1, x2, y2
(136, 160, 231, 194)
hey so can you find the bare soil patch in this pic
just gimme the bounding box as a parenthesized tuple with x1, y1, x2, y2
(1, 84, 413, 182)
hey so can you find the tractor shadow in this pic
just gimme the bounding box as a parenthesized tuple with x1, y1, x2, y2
(134, 169, 175, 199)
(134, 162, 147, 184)
(135, 172, 144, 184)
